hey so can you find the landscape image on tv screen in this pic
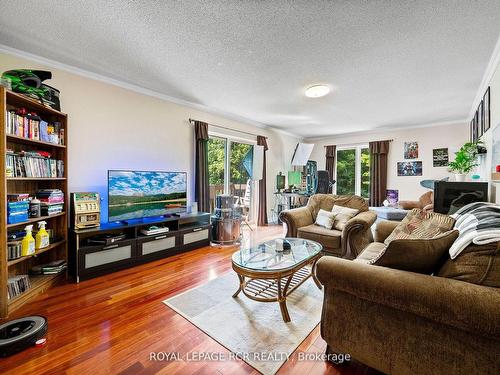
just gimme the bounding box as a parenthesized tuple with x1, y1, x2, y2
(108, 170, 187, 222)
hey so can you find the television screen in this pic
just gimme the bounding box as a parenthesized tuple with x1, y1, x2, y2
(108, 170, 187, 222)
(434, 181, 488, 215)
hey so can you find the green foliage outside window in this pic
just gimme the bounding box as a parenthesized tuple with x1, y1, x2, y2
(336, 149, 356, 195)
(336, 147, 370, 198)
(208, 137, 225, 185)
(208, 137, 253, 185)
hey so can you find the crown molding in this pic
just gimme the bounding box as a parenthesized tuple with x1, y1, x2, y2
(468, 34, 500, 119)
(303, 118, 468, 142)
(0, 44, 283, 133)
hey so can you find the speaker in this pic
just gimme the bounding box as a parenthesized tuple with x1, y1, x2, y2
(316, 170, 330, 194)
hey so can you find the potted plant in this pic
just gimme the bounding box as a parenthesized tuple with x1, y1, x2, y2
(448, 141, 482, 181)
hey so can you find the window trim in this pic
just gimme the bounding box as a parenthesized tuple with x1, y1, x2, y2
(334, 144, 369, 197)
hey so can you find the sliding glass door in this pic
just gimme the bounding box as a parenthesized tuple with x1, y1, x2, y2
(335, 146, 370, 199)
(207, 135, 255, 221)
(208, 136, 226, 212)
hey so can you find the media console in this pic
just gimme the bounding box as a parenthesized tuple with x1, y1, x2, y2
(69, 212, 211, 282)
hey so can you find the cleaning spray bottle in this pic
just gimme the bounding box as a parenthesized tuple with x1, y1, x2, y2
(22, 224, 35, 256)
(36, 221, 50, 249)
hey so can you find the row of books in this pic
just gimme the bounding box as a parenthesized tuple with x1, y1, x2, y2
(6, 150, 64, 178)
(37, 189, 65, 216)
(7, 275, 31, 300)
(5, 109, 64, 145)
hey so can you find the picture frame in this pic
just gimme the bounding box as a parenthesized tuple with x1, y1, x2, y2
(397, 161, 423, 176)
(404, 141, 418, 159)
(484, 86, 491, 132)
(479, 100, 484, 137)
(433, 148, 449, 167)
(474, 110, 479, 142)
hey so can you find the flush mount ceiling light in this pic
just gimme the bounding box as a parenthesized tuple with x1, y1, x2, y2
(305, 84, 330, 98)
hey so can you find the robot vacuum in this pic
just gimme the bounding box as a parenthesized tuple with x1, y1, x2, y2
(0, 316, 47, 357)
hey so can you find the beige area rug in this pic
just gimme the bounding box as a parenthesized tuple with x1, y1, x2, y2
(164, 272, 323, 375)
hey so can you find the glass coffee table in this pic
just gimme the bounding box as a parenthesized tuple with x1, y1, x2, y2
(231, 238, 323, 322)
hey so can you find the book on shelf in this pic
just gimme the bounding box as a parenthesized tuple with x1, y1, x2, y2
(7, 275, 31, 300)
(5, 149, 64, 178)
(37, 189, 65, 215)
(6, 109, 64, 145)
(31, 260, 67, 275)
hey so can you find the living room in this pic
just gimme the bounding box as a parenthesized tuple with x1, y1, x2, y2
(0, 2, 499, 374)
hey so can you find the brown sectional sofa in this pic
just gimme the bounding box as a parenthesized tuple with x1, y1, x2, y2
(279, 194, 377, 258)
(316, 220, 500, 375)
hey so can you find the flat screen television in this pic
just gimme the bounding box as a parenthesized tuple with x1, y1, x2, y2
(108, 170, 187, 222)
(434, 181, 488, 215)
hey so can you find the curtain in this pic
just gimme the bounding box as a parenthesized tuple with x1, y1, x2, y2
(257, 136, 268, 226)
(194, 120, 210, 213)
(325, 145, 336, 193)
(369, 140, 390, 207)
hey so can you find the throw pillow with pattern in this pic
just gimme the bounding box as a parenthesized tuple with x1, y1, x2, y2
(384, 208, 455, 245)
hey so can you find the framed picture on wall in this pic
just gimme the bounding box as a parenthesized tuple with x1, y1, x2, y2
(433, 148, 448, 167)
(404, 141, 418, 159)
(474, 111, 479, 142)
(397, 161, 423, 176)
(479, 100, 484, 137)
(469, 119, 474, 142)
(484, 87, 491, 132)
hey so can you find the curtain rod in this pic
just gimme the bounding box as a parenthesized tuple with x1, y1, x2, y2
(188, 118, 267, 139)
(323, 139, 393, 147)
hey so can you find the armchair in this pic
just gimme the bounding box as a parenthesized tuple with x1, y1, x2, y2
(279, 194, 376, 258)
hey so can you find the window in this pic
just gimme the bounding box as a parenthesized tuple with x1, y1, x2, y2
(335, 145, 370, 198)
(207, 135, 255, 221)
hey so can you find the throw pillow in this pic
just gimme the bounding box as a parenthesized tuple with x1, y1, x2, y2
(315, 209, 336, 229)
(331, 205, 359, 231)
(437, 241, 500, 287)
(384, 208, 455, 246)
(355, 230, 459, 274)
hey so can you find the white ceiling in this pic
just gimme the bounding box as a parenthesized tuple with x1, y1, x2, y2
(1, 1, 500, 138)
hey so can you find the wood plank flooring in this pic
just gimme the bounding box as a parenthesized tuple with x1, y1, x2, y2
(1, 225, 378, 375)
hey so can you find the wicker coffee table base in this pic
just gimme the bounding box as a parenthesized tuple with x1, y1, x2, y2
(232, 256, 322, 322)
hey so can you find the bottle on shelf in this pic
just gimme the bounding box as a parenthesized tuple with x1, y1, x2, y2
(21, 225, 35, 256)
(35, 221, 50, 250)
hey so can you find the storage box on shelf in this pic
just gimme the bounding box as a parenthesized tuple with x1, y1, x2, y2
(0, 86, 68, 318)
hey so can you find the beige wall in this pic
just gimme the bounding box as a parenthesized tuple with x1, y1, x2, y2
(307, 122, 469, 201)
(0, 52, 300, 221)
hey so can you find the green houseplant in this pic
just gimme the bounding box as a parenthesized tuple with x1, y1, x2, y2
(448, 141, 482, 181)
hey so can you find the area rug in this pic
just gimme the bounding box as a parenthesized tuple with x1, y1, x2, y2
(163, 272, 323, 375)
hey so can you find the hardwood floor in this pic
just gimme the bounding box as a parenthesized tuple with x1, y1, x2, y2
(1, 225, 377, 375)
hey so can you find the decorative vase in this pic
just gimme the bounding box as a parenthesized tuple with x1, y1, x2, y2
(455, 174, 466, 182)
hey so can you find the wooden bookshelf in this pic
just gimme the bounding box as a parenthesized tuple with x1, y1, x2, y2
(0, 87, 68, 318)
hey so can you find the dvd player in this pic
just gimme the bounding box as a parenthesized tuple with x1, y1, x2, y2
(140, 225, 169, 236)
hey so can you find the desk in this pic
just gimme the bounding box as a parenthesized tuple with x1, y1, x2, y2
(272, 192, 310, 223)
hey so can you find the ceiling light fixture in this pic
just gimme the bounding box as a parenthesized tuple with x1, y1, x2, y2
(305, 84, 330, 98)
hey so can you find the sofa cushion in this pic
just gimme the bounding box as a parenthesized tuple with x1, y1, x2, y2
(315, 209, 336, 229)
(307, 194, 368, 219)
(297, 224, 341, 249)
(331, 205, 360, 231)
(384, 208, 455, 245)
(355, 230, 459, 274)
(437, 241, 500, 287)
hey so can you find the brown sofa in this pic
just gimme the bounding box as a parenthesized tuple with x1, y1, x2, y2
(279, 194, 376, 258)
(316, 220, 500, 375)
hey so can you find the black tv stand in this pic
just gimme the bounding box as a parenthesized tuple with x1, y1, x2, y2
(70, 212, 211, 282)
